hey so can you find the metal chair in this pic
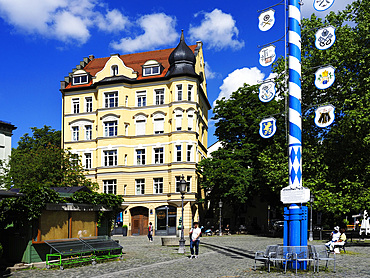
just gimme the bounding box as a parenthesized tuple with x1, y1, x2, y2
(312, 245, 336, 273)
(269, 246, 293, 273)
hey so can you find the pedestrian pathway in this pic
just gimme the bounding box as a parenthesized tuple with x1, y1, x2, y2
(6, 235, 370, 277)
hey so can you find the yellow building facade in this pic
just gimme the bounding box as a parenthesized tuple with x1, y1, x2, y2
(61, 34, 210, 236)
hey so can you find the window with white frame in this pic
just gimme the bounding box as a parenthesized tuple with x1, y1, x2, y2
(135, 115, 146, 136)
(103, 180, 117, 194)
(186, 176, 191, 192)
(104, 121, 117, 137)
(136, 91, 146, 107)
(153, 178, 163, 194)
(73, 74, 88, 85)
(136, 149, 146, 165)
(154, 147, 164, 164)
(85, 125, 92, 140)
(153, 114, 164, 134)
(176, 84, 183, 101)
(143, 65, 160, 76)
(124, 154, 127, 166)
(72, 98, 80, 114)
(176, 145, 182, 162)
(72, 126, 79, 141)
(84, 153, 92, 169)
(175, 176, 191, 193)
(105, 92, 118, 108)
(103, 150, 117, 166)
(135, 179, 145, 195)
(187, 110, 194, 131)
(187, 145, 193, 162)
(111, 65, 118, 76)
(187, 84, 193, 101)
(155, 89, 164, 105)
(125, 96, 128, 107)
(85, 97, 93, 112)
(175, 111, 183, 131)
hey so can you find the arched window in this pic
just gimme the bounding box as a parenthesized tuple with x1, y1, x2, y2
(111, 65, 119, 76)
(153, 112, 165, 134)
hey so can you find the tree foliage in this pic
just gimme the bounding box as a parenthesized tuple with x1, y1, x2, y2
(0, 126, 122, 229)
(199, 0, 370, 222)
(1, 126, 97, 189)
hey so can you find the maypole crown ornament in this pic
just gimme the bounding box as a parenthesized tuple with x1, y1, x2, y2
(258, 9, 275, 31)
(259, 45, 276, 67)
(313, 0, 335, 11)
(315, 26, 336, 50)
(314, 65, 335, 90)
(314, 104, 335, 128)
(259, 117, 277, 138)
(259, 81, 276, 102)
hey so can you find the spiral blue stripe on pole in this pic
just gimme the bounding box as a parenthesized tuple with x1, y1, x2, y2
(288, 0, 302, 189)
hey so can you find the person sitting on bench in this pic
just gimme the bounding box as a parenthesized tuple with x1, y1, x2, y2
(331, 227, 347, 253)
(325, 226, 340, 250)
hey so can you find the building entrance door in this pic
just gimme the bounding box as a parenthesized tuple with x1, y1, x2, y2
(130, 207, 149, 235)
(155, 206, 177, 236)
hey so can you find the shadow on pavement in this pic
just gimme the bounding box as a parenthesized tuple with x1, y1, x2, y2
(201, 242, 255, 259)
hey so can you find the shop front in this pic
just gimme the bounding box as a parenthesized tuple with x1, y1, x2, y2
(155, 205, 177, 236)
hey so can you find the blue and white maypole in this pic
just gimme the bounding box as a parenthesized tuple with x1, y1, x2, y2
(288, 0, 302, 190)
(280, 0, 310, 250)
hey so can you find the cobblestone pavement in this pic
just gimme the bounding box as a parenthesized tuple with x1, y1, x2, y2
(7, 235, 370, 278)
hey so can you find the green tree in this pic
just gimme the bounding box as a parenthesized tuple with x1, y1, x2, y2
(198, 84, 287, 214)
(1, 126, 97, 189)
(200, 0, 370, 224)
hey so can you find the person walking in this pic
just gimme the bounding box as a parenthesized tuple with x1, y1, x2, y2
(189, 222, 201, 259)
(148, 222, 153, 242)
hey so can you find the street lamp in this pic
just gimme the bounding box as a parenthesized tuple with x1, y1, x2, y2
(219, 199, 223, 236)
(309, 194, 315, 241)
(178, 174, 187, 254)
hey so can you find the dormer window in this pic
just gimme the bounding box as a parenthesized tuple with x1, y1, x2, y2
(72, 70, 89, 85)
(73, 74, 88, 85)
(111, 65, 119, 76)
(143, 60, 161, 76)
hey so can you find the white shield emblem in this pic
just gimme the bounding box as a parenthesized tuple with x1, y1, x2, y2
(259, 81, 276, 102)
(313, 0, 335, 11)
(314, 65, 335, 90)
(258, 9, 275, 32)
(315, 104, 335, 127)
(315, 26, 336, 50)
(259, 117, 277, 138)
(259, 45, 276, 67)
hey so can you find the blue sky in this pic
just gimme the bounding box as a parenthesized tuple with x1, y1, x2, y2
(0, 0, 354, 148)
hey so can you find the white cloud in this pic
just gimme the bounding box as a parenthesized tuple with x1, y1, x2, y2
(0, 0, 128, 44)
(110, 13, 178, 53)
(95, 9, 129, 32)
(302, 0, 356, 18)
(189, 9, 244, 51)
(204, 62, 219, 79)
(213, 67, 275, 107)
